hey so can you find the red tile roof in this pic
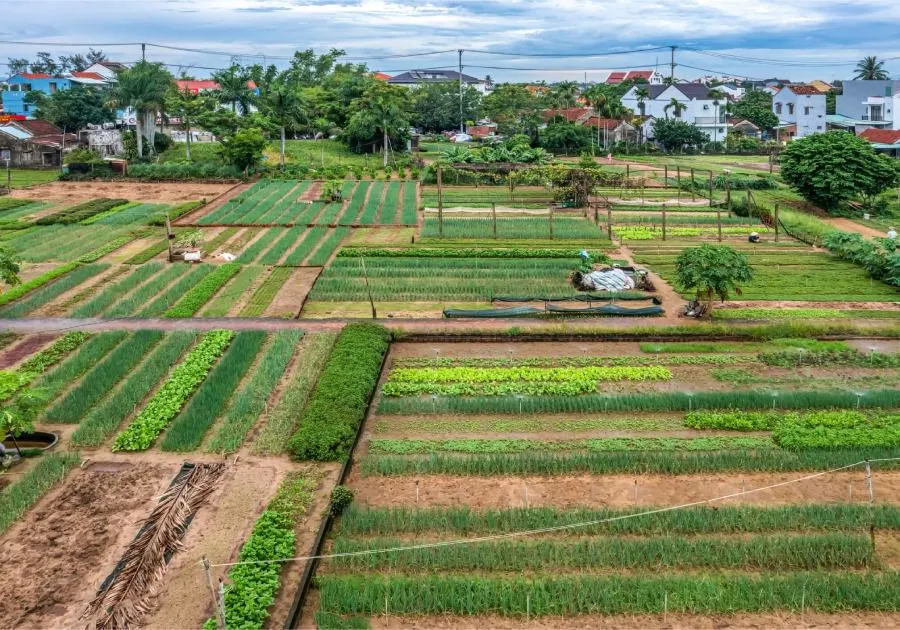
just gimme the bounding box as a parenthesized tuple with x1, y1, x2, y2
(16, 73, 51, 80)
(11, 119, 63, 138)
(373, 72, 391, 81)
(787, 85, 822, 95)
(71, 71, 105, 80)
(859, 128, 900, 144)
(583, 116, 625, 130)
(543, 107, 593, 123)
(175, 79, 257, 93)
(606, 72, 627, 84)
(627, 70, 654, 81)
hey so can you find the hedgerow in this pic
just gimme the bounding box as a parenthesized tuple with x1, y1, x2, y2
(0, 262, 80, 308)
(288, 323, 390, 461)
(163, 263, 240, 317)
(112, 330, 234, 451)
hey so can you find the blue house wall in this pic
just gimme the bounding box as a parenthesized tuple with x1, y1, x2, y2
(2, 75, 73, 117)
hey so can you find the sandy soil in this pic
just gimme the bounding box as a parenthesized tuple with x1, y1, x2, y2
(5, 262, 58, 287)
(368, 611, 897, 630)
(724, 300, 900, 311)
(10, 181, 234, 204)
(347, 227, 416, 246)
(300, 181, 323, 202)
(619, 244, 686, 322)
(349, 470, 898, 509)
(263, 267, 322, 318)
(0, 332, 56, 368)
(0, 461, 176, 628)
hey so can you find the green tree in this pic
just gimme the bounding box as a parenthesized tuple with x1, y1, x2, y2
(165, 86, 215, 162)
(708, 89, 726, 148)
(260, 80, 301, 166)
(219, 127, 268, 173)
(0, 388, 44, 457)
(651, 118, 707, 152)
(779, 131, 900, 211)
(540, 117, 592, 153)
(663, 98, 687, 119)
(0, 247, 21, 291)
(547, 81, 580, 109)
(342, 82, 411, 166)
(854, 56, 889, 80)
(674, 244, 754, 316)
(106, 61, 173, 159)
(482, 84, 541, 138)
(26, 85, 114, 132)
(412, 82, 481, 133)
(729, 90, 778, 132)
(635, 86, 650, 117)
(211, 64, 254, 114)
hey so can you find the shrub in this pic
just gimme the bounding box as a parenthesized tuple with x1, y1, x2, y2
(330, 485, 354, 516)
(288, 323, 390, 460)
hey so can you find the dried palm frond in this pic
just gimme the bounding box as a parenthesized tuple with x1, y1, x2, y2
(81, 463, 226, 629)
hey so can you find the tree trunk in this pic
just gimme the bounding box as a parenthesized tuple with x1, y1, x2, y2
(280, 125, 285, 167)
(185, 123, 192, 162)
(135, 116, 144, 160)
(382, 123, 388, 168)
(11, 434, 22, 457)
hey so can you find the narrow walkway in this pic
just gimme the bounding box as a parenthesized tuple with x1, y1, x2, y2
(821, 217, 890, 239)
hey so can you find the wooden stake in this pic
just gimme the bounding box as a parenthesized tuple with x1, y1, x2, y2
(676, 166, 681, 201)
(203, 557, 226, 630)
(708, 171, 713, 207)
(606, 204, 613, 241)
(436, 164, 444, 237)
(690, 167, 695, 202)
(866, 460, 874, 504)
(548, 203, 554, 239)
(492, 201, 497, 238)
(774, 204, 780, 242)
(716, 207, 722, 242)
(661, 207, 667, 241)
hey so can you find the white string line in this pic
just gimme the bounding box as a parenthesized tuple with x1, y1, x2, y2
(209, 457, 900, 568)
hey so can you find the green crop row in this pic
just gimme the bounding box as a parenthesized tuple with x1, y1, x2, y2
(339, 246, 601, 259)
(124, 239, 168, 264)
(77, 233, 138, 263)
(72, 262, 163, 317)
(137, 264, 214, 317)
(45, 331, 163, 423)
(339, 503, 900, 536)
(148, 200, 204, 225)
(202, 265, 263, 317)
(422, 216, 608, 240)
(240, 267, 293, 316)
(373, 416, 685, 434)
(80, 201, 140, 225)
(112, 330, 234, 451)
(0, 263, 107, 318)
(203, 226, 239, 253)
(715, 308, 900, 320)
(773, 411, 900, 451)
(0, 331, 90, 401)
(378, 389, 900, 415)
(253, 332, 337, 455)
(394, 354, 745, 369)
(368, 436, 774, 455)
(760, 349, 900, 368)
(36, 198, 128, 225)
(329, 533, 872, 572)
(361, 447, 900, 476)
(0, 452, 81, 535)
(163, 263, 240, 317)
(317, 572, 900, 616)
(0, 262, 80, 308)
(161, 331, 266, 451)
(71, 333, 195, 447)
(616, 226, 763, 240)
(307, 227, 349, 266)
(288, 323, 390, 461)
(207, 330, 303, 453)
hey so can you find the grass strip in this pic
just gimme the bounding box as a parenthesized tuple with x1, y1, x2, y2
(288, 323, 390, 461)
(163, 263, 240, 317)
(202, 265, 263, 317)
(715, 307, 900, 320)
(161, 331, 266, 451)
(361, 447, 900, 476)
(239, 267, 293, 317)
(0, 262, 80, 308)
(71, 261, 163, 317)
(0, 452, 81, 535)
(340, 503, 900, 536)
(112, 330, 234, 451)
(317, 572, 900, 616)
(78, 234, 138, 263)
(44, 331, 164, 423)
(207, 330, 303, 454)
(71, 332, 195, 447)
(0, 264, 107, 318)
(373, 416, 685, 434)
(329, 533, 873, 572)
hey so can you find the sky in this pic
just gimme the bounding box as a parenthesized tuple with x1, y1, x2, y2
(1, 0, 899, 83)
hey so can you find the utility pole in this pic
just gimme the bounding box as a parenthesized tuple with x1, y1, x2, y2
(669, 46, 677, 83)
(458, 49, 464, 133)
(141, 43, 146, 62)
(383, 120, 388, 168)
(60, 125, 66, 173)
(5, 158, 10, 194)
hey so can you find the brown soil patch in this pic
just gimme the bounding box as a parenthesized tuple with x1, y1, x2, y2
(347, 227, 416, 246)
(0, 461, 175, 628)
(847, 339, 900, 353)
(349, 470, 898, 509)
(368, 611, 898, 630)
(10, 181, 234, 204)
(301, 181, 323, 202)
(620, 244, 686, 322)
(0, 332, 56, 368)
(4, 262, 58, 287)
(724, 300, 900, 310)
(263, 267, 322, 318)
(390, 340, 651, 361)
(104, 235, 163, 263)
(822, 217, 886, 239)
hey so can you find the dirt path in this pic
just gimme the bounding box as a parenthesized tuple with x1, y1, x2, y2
(10, 180, 235, 204)
(821, 217, 889, 239)
(0, 332, 56, 367)
(619, 244, 686, 322)
(263, 267, 321, 318)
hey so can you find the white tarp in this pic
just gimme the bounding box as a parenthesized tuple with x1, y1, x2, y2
(579, 268, 635, 292)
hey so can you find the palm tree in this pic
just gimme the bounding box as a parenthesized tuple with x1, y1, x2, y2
(708, 89, 726, 149)
(663, 98, 686, 119)
(212, 64, 254, 114)
(635, 87, 650, 117)
(262, 80, 300, 167)
(550, 81, 580, 109)
(106, 61, 173, 159)
(854, 56, 890, 80)
(346, 82, 411, 167)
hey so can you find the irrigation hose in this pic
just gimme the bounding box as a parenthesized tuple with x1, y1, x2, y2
(208, 456, 899, 568)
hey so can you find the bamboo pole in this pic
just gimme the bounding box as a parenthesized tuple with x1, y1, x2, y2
(437, 164, 444, 237)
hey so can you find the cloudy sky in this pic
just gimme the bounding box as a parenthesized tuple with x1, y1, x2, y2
(2, 0, 899, 83)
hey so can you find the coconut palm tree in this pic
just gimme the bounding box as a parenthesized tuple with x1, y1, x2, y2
(854, 56, 890, 80)
(262, 80, 300, 167)
(212, 64, 254, 114)
(549, 81, 580, 109)
(106, 61, 173, 159)
(708, 89, 726, 149)
(663, 98, 686, 119)
(635, 87, 650, 117)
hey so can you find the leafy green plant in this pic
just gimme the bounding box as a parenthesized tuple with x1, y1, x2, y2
(35, 198, 129, 225)
(330, 485, 354, 516)
(163, 263, 240, 317)
(0, 262, 80, 308)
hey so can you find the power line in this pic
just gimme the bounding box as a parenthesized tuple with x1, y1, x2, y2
(464, 46, 672, 58)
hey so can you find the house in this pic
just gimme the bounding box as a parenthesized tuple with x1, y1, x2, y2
(808, 80, 834, 94)
(388, 70, 489, 94)
(582, 116, 637, 144)
(715, 83, 745, 100)
(372, 72, 391, 81)
(0, 119, 76, 167)
(729, 118, 762, 138)
(621, 84, 730, 141)
(772, 85, 826, 140)
(84, 61, 127, 81)
(174, 79, 260, 96)
(466, 123, 498, 140)
(858, 128, 900, 157)
(1, 74, 73, 117)
(835, 80, 900, 132)
(542, 108, 594, 124)
(606, 70, 664, 85)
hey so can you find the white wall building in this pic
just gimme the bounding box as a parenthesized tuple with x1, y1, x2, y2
(772, 85, 827, 139)
(622, 84, 730, 142)
(835, 80, 900, 132)
(387, 70, 489, 94)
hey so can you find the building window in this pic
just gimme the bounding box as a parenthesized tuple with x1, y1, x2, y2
(703, 104, 709, 110)
(788, 104, 794, 115)
(775, 103, 782, 114)
(817, 126, 822, 130)
(49, 82, 57, 93)
(718, 128, 724, 134)
(804, 106, 811, 115)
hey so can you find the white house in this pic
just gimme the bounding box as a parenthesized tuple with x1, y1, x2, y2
(772, 85, 826, 140)
(604, 69, 665, 85)
(621, 83, 730, 143)
(835, 80, 900, 132)
(716, 83, 745, 101)
(387, 70, 489, 94)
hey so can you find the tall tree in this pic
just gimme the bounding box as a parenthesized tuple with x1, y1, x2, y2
(674, 244, 754, 316)
(106, 61, 173, 159)
(30, 52, 59, 75)
(652, 119, 707, 152)
(343, 82, 411, 165)
(86, 48, 108, 64)
(285, 48, 346, 87)
(708, 89, 726, 147)
(482, 84, 541, 138)
(547, 81, 580, 109)
(7, 58, 29, 75)
(663, 98, 687, 119)
(261, 80, 301, 166)
(27, 85, 115, 131)
(728, 90, 779, 132)
(635, 86, 650, 117)
(854, 56, 890, 80)
(211, 64, 254, 114)
(165, 86, 215, 161)
(412, 82, 481, 133)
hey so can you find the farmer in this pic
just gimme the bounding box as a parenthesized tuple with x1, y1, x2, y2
(748, 231, 760, 243)
(888, 227, 897, 240)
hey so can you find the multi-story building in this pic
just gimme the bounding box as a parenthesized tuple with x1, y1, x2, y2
(772, 85, 827, 140)
(621, 83, 730, 142)
(835, 80, 900, 132)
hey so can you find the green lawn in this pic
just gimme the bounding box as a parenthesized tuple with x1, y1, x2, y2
(6, 169, 59, 189)
(160, 139, 383, 169)
(620, 154, 774, 176)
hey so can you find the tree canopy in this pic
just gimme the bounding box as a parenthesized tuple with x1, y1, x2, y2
(674, 244, 754, 315)
(26, 85, 115, 132)
(651, 118, 708, 152)
(729, 90, 779, 131)
(779, 131, 900, 210)
(411, 82, 482, 133)
(854, 56, 889, 80)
